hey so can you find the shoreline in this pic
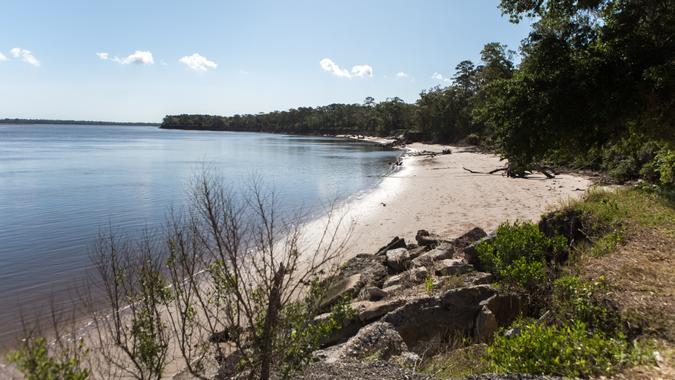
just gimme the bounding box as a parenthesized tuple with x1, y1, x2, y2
(321, 139, 590, 259)
(0, 138, 592, 378)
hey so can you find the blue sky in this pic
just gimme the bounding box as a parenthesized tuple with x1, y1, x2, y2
(0, 0, 531, 122)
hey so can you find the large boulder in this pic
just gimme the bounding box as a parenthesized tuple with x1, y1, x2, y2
(320, 273, 364, 312)
(481, 292, 526, 327)
(379, 286, 496, 353)
(385, 248, 412, 273)
(316, 311, 363, 348)
(359, 286, 388, 301)
(375, 236, 407, 256)
(474, 305, 498, 342)
(351, 299, 406, 323)
(333, 322, 409, 361)
(463, 233, 496, 270)
(338, 254, 388, 288)
(440, 285, 497, 312)
(435, 258, 473, 276)
(412, 242, 454, 268)
(453, 227, 488, 250)
(415, 229, 445, 247)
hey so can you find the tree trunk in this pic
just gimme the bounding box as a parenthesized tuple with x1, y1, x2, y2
(259, 264, 285, 380)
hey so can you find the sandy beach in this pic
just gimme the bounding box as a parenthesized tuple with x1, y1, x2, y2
(0, 141, 592, 379)
(323, 141, 591, 257)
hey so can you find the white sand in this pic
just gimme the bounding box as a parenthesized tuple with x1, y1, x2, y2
(312, 143, 591, 257)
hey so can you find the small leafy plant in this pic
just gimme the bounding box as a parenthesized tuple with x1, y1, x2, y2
(476, 221, 566, 290)
(7, 337, 90, 380)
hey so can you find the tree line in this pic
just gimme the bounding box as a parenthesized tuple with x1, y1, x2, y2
(162, 0, 673, 190)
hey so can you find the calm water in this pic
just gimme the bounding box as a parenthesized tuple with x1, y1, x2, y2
(0, 124, 400, 348)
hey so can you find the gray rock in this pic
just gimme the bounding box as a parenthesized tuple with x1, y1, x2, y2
(463, 233, 496, 269)
(453, 226, 488, 249)
(375, 236, 407, 256)
(320, 273, 364, 311)
(481, 292, 526, 327)
(381, 284, 403, 295)
(467, 271, 495, 285)
(351, 299, 406, 323)
(474, 305, 498, 342)
(337, 322, 408, 361)
(415, 229, 445, 247)
(440, 285, 496, 311)
(383, 273, 404, 288)
(409, 266, 429, 283)
(385, 248, 411, 273)
(338, 254, 388, 288)
(316, 311, 363, 348)
(411, 243, 454, 268)
(359, 286, 388, 301)
(435, 258, 472, 276)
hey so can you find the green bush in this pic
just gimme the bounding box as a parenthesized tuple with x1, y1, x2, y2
(476, 221, 567, 290)
(552, 275, 621, 334)
(486, 320, 634, 378)
(7, 337, 90, 380)
(640, 147, 674, 190)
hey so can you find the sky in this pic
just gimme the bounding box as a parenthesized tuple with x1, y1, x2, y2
(0, 0, 532, 122)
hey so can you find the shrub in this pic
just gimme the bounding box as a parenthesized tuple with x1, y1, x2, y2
(7, 337, 90, 380)
(640, 147, 674, 190)
(476, 221, 567, 290)
(552, 275, 621, 333)
(486, 320, 634, 378)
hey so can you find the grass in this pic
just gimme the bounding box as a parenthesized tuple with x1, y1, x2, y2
(420, 187, 674, 379)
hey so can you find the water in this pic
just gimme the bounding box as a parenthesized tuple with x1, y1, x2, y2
(0, 124, 400, 349)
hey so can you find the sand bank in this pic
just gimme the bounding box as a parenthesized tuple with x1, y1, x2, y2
(316, 142, 591, 257)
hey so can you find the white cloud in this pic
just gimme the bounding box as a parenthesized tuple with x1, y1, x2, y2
(96, 52, 109, 60)
(351, 64, 373, 78)
(320, 58, 373, 78)
(0, 52, 7, 61)
(432, 72, 451, 83)
(112, 50, 154, 65)
(10, 48, 40, 67)
(395, 72, 409, 78)
(320, 58, 351, 78)
(178, 53, 217, 72)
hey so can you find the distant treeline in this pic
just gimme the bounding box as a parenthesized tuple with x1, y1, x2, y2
(0, 118, 159, 126)
(163, 0, 672, 189)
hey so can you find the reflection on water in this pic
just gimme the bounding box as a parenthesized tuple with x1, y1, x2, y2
(0, 124, 400, 348)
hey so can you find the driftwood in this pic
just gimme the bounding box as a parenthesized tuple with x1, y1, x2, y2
(462, 165, 556, 179)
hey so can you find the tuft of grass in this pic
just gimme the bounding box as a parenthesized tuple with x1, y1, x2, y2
(419, 344, 489, 379)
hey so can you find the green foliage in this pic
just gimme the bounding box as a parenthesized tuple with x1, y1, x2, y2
(552, 275, 621, 333)
(275, 281, 356, 378)
(640, 147, 675, 191)
(486, 320, 635, 378)
(477, 221, 567, 290)
(424, 275, 434, 294)
(7, 337, 90, 380)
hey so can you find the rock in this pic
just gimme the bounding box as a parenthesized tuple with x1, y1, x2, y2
(351, 299, 406, 322)
(338, 254, 388, 288)
(381, 284, 403, 295)
(383, 273, 405, 288)
(474, 305, 498, 342)
(463, 233, 496, 269)
(435, 258, 472, 276)
(296, 359, 432, 380)
(409, 266, 429, 283)
(415, 229, 444, 247)
(411, 243, 454, 268)
(385, 248, 411, 273)
(336, 322, 408, 361)
(466, 271, 495, 285)
(321, 273, 364, 311)
(316, 311, 363, 348)
(453, 227, 488, 249)
(381, 296, 449, 352)
(375, 236, 407, 256)
(481, 293, 526, 327)
(359, 286, 388, 301)
(440, 285, 496, 311)
(391, 351, 421, 367)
